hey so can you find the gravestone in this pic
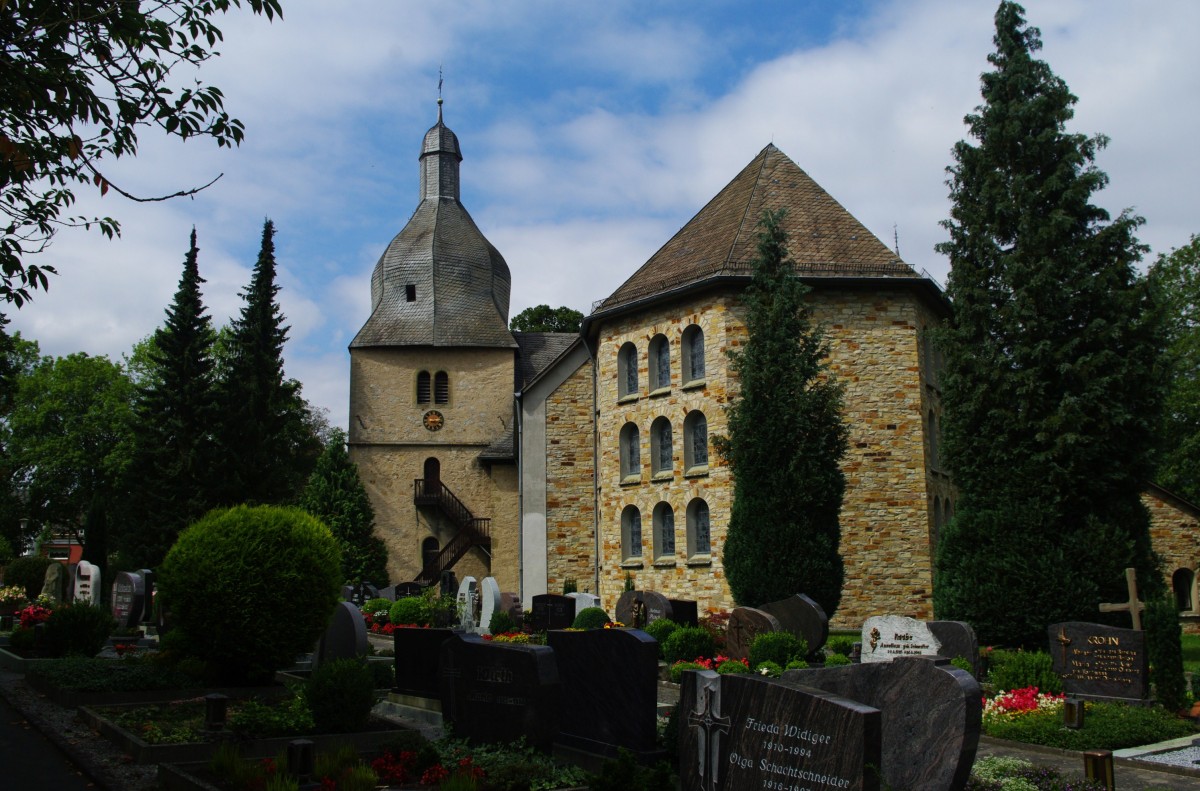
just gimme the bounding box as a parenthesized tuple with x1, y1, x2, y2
(679, 669, 881, 791)
(457, 576, 479, 631)
(478, 577, 502, 634)
(137, 569, 156, 623)
(928, 621, 981, 677)
(1048, 622, 1149, 702)
(725, 607, 781, 662)
(530, 594, 575, 631)
(40, 563, 69, 603)
(548, 628, 662, 761)
(499, 592, 524, 624)
(439, 570, 458, 597)
(614, 590, 674, 629)
(345, 581, 379, 607)
(668, 598, 699, 628)
(785, 656, 982, 791)
(759, 593, 828, 656)
(110, 571, 146, 629)
(440, 634, 560, 751)
(314, 601, 369, 669)
(566, 591, 601, 617)
(861, 615, 941, 663)
(73, 560, 100, 606)
(393, 627, 457, 699)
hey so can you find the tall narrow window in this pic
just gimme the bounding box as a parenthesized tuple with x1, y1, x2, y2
(649, 334, 670, 391)
(405, 284, 417, 302)
(622, 506, 643, 561)
(416, 371, 431, 404)
(620, 423, 641, 481)
(687, 498, 711, 557)
(653, 502, 675, 559)
(651, 417, 673, 476)
(434, 371, 449, 404)
(618, 342, 638, 398)
(684, 411, 708, 472)
(1174, 568, 1195, 612)
(682, 324, 705, 384)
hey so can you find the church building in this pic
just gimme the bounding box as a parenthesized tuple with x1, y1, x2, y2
(348, 107, 1200, 629)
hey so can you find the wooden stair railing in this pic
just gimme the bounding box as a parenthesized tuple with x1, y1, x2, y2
(411, 478, 492, 586)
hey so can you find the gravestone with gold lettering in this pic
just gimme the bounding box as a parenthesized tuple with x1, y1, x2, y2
(1048, 622, 1149, 703)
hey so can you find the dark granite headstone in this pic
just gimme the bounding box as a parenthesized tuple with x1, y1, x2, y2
(393, 627, 457, 699)
(679, 670, 881, 791)
(499, 592, 524, 623)
(110, 571, 146, 629)
(348, 581, 379, 606)
(393, 582, 425, 599)
(928, 621, 980, 677)
(439, 570, 458, 597)
(759, 593, 829, 656)
(138, 569, 156, 623)
(725, 607, 781, 662)
(548, 628, 662, 761)
(530, 594, 575, 631)
(440, 634, 560, 751)
(614, 590, 674, 629)
(1048, 621, 1149, 702)
(315, 601, 368, 668)
(784, 656, 982, 791)
(667, 598, 699, 628)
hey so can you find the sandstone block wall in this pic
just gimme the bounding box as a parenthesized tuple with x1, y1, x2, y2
(544, 360, 597, 595)
(1144, 487, 1200, 632)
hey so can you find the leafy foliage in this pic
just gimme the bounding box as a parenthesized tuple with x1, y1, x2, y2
(981, 699, 1195, 750)
(986, 649, 1062, 696)
(509, 304, 583, 333)
(661, 626, 716, 663)
(933, 2, 1164, 646)
(0, 0, 282, 307)
(748, 631, 807, 668)
(305, 658, 375, 733)
(571, 606, 611, 630)
(1144, 593, 1188, 712)
(3, 554, 52, 599)
(41, 602, 115, 657)
(720, 208, 848, 613)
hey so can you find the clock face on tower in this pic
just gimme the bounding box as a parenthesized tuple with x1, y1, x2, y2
(422, 410, 444, 431)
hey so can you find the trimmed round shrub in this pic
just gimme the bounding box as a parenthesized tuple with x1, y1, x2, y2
(669, 661, 706, 683)
(749, 631, 807, 668)
(158, 505, 343, 685)
(5, 555, 54, 600)
(785, 659, 809, 670)
(826, 635, 855, 656)
(754, 660, 783, 677)
(42, 602, 114, 657)
(823, 652, 852, 667)
(488, 609, 518, 635)
(717, 659, 750, 675)
(571, 607, 611, 630)
(306, 658, 376, 733)
(389, 596, 426, 627)
(662, 626, 716, 664)
(643, 617, 679, 653)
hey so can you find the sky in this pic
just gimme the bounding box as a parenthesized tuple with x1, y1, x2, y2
(9, 0, 1200, 429)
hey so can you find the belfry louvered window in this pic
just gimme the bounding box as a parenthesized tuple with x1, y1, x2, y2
(416, 371, 431, 404)
(434, 371, 449, 404)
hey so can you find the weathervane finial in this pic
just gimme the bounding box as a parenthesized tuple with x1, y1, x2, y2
(437, 67, 444, 119)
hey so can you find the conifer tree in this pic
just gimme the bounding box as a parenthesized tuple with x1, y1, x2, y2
(720, 209, 848, 615)
(300, 429, 389, 586)
(123, 229, 220, 567)
(215, 219, 321, 506)
(933, 2, 1163, 646)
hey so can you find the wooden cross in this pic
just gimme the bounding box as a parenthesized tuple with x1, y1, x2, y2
(687, 679, 730, 791)
(1098, 567, 1146, 630)
(1055, 626, 1072, 663)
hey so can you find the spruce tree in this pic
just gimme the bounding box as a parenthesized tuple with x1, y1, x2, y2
(300, 429, 389, 586)
(933, 2, 1163, 646)
(720, 209, 848, 615)
(123, 229, 220, 567)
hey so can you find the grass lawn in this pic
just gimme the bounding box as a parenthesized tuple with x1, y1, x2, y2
(1183, 632, 1200, 676)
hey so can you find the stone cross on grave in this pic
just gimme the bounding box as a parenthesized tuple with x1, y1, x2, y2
(687, 675, 730, 791)
(1055, 625, 1072, 663)
(1098, 567, 1146, 631)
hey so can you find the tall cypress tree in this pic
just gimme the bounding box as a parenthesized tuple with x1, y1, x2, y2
(933, 2, 1163, 646)
(721, 209, 848, 615)
(123, 229, 220, 567)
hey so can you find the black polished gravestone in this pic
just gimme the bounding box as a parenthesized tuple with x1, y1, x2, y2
(440, 634, 560, 752)
(679, 669, 881, 791)
(759, 593, 829, 658)
(1048, 621, 1149, 703)
(547, 628, 663, 761)
(928, 621, 981, 678)
(393, 627, 457, 699)
(110, 571, 146, 629)
(668, 599, 699, 628)
(785, 656, 982, 791)
(529, 594, 575, 632)
(314, 601, 368, 669)
(614, 590, 674, 629)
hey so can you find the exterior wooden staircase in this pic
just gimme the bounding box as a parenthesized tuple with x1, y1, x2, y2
(411, 478, 491, 586)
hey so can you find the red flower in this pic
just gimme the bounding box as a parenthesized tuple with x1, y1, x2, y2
(421, 763, 450, 785)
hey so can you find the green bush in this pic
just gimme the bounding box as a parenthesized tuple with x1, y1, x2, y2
(643, 618, 679, 652)
(26, 656, 199, 693)
(1145, 594, 1188, 712)
(8, 627, 35, 652)
(749, 631, 807, 668)
(826, 635, 855, 656)
(669, 661, 707, 684)
(306, 658, 376, 733)
(370, 659, 395, 688)
(488, 609, 518, 635)
(986, 649, 1061, 695)
(571, 607, 611, 630)
(754, 660, 783, 677)
(362, 597, 393, 619)
(5, 555, 54, 600)
(785, 659, 809, 670)
(717, 660, 750, 675)
(42, 602, 114, 657)
(662, 627, 716, 664)
(229, 693, 314, 738)
(158, 505, 343, 685)
(823, 652, 852, 667)
(950, 656, 974, 675)
(982, 700, 1195, 750)
(389, 596, 426, 627)
(0, 535, 14, 566)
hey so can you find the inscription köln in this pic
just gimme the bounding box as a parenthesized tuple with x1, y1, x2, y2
(1047, 622, 1148, 702)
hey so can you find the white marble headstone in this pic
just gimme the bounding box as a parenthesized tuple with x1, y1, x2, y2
(861, 615, 942, 663)
(478, 577, 502, 634)
(74, 560, 101, 606)
(457, 576, 479, 631)
(567, 591, 601, 616)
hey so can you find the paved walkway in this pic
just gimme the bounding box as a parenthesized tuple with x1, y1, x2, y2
(0, 689, 98, 790)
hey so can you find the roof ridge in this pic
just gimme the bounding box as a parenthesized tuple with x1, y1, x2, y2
(723, 144, 774, 272)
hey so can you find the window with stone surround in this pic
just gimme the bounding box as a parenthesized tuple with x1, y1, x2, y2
(648, 334, 670, 393)
(687, 498, 711, 558)
(651, 416, 673, 477)
(416, 370, 431, 404)
(653, 501, 676, 560)
(618, 342, 639, 399)
(681, 324, 705, 386)
(1173, 568, 1196, 613)
(620, 422, 641, 482)
(434, 371, 449, 404)
(621, 505, 643, 562)
(683, 410, 708, 474)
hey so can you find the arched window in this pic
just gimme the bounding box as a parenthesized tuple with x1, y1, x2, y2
(683, 411, 708, 473)
(648, 334, 670, 392)
(687, 498, 711, 557)
(653, 502, 675, 559)
(618, 342, 638, 399)
(682, 324, 705, 384)
(416, 371, 431, 404)
(620, 423, 641, 481)
(650, 416, 673, 477)
(1173, 568, 1195, 612)
(434, 371, 449, 404)
(621, 506, 643, 561)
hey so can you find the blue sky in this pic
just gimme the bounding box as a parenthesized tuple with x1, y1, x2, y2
(9, 0, 1200, 428)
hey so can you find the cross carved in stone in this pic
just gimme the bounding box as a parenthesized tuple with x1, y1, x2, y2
(687, 676, 730, 791)
(1098, 567, 1146, 631)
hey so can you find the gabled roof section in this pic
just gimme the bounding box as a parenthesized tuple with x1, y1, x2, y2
(513, 331, 580, 390)
(594, 144, 919, 313)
